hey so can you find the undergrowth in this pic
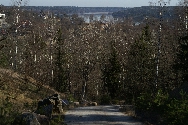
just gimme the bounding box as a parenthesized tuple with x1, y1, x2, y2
(136, 89, 188, 125)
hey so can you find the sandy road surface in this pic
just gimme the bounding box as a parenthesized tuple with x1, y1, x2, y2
(64, 105, 143, 125)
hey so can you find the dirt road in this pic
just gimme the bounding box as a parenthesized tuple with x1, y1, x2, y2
(64, 105, 143, 125)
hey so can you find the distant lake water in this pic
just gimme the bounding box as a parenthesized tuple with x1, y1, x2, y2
(78, 12, 114, 23)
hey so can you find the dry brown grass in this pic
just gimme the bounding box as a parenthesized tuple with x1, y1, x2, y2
(0, 68, 64, 112)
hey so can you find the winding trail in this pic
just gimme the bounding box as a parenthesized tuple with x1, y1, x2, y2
(64, 105, 143, 125)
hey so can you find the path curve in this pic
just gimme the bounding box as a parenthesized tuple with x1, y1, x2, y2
(64, 105, 142, 125)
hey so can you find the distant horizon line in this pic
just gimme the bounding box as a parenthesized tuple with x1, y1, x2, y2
(2, 5, 179, 7)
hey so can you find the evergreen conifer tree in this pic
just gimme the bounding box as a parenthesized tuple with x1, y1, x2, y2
(125, 25, 156, 102)
(174, 35, 188, 82)
(53, 29, 68, 92)
(102, 41, 122, 99)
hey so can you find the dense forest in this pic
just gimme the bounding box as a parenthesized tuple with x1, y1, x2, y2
(0, 0, 188, 124)
(112, 6, 178, 22)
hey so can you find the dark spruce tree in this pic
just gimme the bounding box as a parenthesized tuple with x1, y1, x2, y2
(125, 25, 156, 103)
(102, 40, 122, 99)
(53, 29, 68, 92)
(174, 35, 188, 82)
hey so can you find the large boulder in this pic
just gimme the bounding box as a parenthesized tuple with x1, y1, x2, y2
(35, 94, 63, 118)
(36, 114, 50, 125)
(35, 104, 53, 119)
(90, 102, 97, 106)
(74, 102, 80, 107)
(86, 102, 98, 106)
(13, 94, 64, 125)
(13, 112, 50, 125)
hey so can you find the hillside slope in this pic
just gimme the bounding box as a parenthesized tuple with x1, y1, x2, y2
(0, 68, 64, 112)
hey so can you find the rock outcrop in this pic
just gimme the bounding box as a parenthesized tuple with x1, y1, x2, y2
(13, 112, 48, 125)
(13, 94, 64, 125)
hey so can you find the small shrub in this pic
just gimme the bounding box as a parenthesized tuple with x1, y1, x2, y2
(67, 94, 75, 102)
(136, 92, 153, 111)
(0, 97, 20, 125)
(164, 90, 188, 125)
(136, 89, 188, 125)
(23, 100, 38, 111)
(152, 89, 169, 113)
(136, 89, 168, 112)
(100, 95, 111, 105)
(111, 99, 119, 105)
(50, 115, 64, 125)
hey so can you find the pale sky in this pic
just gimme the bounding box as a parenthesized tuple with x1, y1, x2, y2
(0, 0, 180, 7)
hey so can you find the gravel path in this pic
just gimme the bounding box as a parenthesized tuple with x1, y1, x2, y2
(64, 105, 143, 125)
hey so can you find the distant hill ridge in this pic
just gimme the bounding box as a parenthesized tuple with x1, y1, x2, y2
(112, 6, 178, 22)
